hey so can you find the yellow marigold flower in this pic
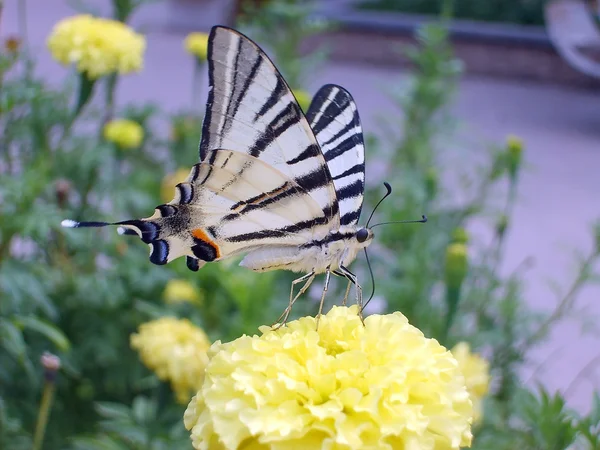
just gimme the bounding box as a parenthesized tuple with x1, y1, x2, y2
(131, 317, 210, 404)
(161, 168, 192, 203)
(451, 342, 490, 424)
(293, 89, 311, 113)
(184, 32, 209, 61)
(103, 119, 143, 149)
(164, 279, 202, 305)
(184, 305, 473, 450)
(47, 14, 145, 79)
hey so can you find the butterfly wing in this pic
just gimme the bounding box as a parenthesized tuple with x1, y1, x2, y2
(115, 27, 343, 269)
(199, 26, 339, 226)
(306, 84, 365, 226)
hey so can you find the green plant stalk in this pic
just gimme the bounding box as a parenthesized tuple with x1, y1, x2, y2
(32, 382, 56, 450)
(77, 73, 119, 218)
(442, 284, 461, 342)
(526, 249, 599, 347)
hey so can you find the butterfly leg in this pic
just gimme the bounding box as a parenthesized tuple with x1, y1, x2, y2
(332, 269, 352, 306)
(315, 268, 332, 330)
(338, 265, 364, 325)
(272, 271, 316, 329)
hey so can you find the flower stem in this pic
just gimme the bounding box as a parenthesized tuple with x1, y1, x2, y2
(442, 285, 461, 342)
(32, 382, 56, 450)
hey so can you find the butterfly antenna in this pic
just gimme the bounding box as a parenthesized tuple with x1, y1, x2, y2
(61, 220, 148, 237)
(362, 248, 376, 311)
(370, 215, 428, 229)
(365, 182, 393, 228)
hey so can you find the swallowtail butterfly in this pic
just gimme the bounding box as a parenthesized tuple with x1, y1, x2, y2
(62, 26, 422, 324)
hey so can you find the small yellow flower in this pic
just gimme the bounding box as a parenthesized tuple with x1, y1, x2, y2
(131, 317, 211, 404)
(103, 119, 144, 149)
(293, 89, 311, 113)
(184, 305, 473, 450)
(164, 279, 202, 305)
(47, 14, 145, 79)
(161, 168, 191, 203)
(451, 342, 490, 424)
(184, 32, 209, 61)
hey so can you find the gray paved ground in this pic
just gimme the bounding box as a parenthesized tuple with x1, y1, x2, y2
(3, 0, 600, 412)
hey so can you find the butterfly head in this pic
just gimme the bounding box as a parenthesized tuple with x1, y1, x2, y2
(355, 227, 374, 248)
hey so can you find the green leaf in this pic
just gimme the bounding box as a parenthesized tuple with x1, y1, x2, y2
(13, 316, 70, 352)
(74, 73, 97, 118)
(94, 402, 132, 422)
(0, 318, 26, 360)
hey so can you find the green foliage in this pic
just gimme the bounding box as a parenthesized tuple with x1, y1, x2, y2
(358, 0, 548, 26)
(1, 0, 599, 448)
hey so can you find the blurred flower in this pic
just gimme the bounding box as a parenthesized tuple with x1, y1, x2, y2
(451, 342, 490, 424)
(4, 36, 21, 54)
(451, 227, 469, 244)
(293, 89, 311, 113)
(47, 15, 145, 79)
(184, 32, 209, 61)
(184, 305, 472, 450)
(103, 119, 143, 149)
(424, 167, 438, 199)
(131, 317, 211, 404)
(506, 134, 523, 180)
(161, 168, 191, 203)
(163, 279, 202, 305)
(41, 352, 61, 377)
(54, 178, 71, 208)
(445, 243, 468, 290)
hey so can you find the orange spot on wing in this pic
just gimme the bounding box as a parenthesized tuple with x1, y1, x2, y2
(191, 228, 221, 259)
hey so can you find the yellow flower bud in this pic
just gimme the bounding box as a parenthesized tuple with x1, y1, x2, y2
(161, 168, 191, 203)
(184, 32, 209, 61)
(163, 279, 202, 305)
(451, 342, 490, 424)
(293, 89, 311, 113)
(506, 134, 523, 180)
(445, 243, 468, 289)
(451, 227, 469, 244)
(103, 119, 144, 149)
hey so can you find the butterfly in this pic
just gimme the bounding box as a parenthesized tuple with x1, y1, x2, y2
(62, 25, 425, 325)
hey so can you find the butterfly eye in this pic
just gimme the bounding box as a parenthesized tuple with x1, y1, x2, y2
(356, 228, 369, 243)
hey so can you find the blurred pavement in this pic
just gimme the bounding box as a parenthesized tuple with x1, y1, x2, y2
(3, 0, 600, 412)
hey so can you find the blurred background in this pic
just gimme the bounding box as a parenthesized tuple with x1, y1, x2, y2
(1, 0, 600, 448)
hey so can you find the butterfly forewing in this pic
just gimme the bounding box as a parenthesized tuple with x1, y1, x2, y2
(199, 27, 340, 228)
(306, 85, 365, 226)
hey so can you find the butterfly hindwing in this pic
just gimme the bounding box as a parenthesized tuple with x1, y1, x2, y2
(306, 84, 365, 226)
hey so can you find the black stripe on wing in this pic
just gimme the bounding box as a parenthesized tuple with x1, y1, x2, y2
(306, 84, 365, 227)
